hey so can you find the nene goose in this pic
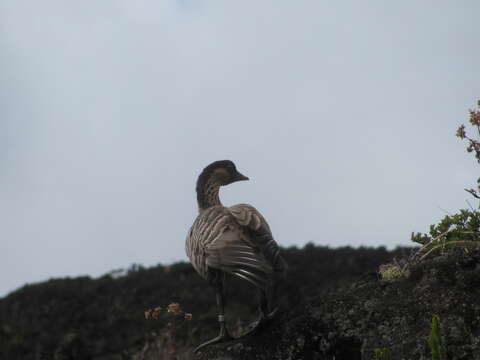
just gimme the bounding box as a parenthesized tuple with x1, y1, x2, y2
(186, 160, 287, 352)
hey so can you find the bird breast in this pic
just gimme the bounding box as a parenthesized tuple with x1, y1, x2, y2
(186, 206, 235, 279)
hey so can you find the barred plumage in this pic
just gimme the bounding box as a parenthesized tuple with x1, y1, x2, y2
(186, 204, 284, 289)
(185, 160, 287, 352)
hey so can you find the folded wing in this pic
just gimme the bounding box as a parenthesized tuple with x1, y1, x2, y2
(205, 204, 286, 289)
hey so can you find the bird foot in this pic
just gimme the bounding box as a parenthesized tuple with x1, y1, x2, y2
(265, 307, 279, 319)
(194, 329, 233, 353)
(239, 307, 279, 338)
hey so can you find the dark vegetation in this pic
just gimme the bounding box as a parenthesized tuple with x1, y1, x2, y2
(199, 246, 480, 360)
(1, 101, 480, 360)
(0, 245, 409, 360)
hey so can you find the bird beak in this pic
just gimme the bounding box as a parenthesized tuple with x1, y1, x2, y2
(235, 172, 249, 181)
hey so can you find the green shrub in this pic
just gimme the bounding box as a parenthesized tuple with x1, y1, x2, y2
(411, 100, 480, 259)
(411, 209, 480, 245)
(428, 315, 446, 360)
(372, 347, 391, 360)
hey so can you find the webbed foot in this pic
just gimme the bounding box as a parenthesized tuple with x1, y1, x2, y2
(194, 326, 233, 353)
(239, 307, 278, 337)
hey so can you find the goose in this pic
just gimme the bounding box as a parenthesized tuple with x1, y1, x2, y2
(186, 160, 287, 352)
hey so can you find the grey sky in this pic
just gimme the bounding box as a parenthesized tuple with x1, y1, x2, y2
(1, 1, 479, 297)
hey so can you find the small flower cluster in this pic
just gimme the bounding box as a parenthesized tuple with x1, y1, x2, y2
(144, 303, 192, 321)
(144, 307, 162, 320)
(456, 100, 480, 199)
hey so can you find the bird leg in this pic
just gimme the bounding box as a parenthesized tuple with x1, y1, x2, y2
(260, 288, 278, 319)
(194, 276, 232, 353)
(239, 288, 277, 338)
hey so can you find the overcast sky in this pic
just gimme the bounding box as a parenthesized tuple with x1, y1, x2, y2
(1, 1, 479, 297)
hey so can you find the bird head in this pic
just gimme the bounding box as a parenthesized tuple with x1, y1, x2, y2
(198, 160, 249, 187)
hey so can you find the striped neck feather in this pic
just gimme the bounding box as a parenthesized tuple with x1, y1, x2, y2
(196, 176, 222, 210)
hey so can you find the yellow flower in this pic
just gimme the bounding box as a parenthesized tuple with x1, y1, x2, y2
(167, 303, 181, 314)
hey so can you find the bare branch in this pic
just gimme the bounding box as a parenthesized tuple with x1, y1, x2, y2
(464, 188, 480, 200)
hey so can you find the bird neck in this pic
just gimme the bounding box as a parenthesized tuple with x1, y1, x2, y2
(197, 177, 222, 210)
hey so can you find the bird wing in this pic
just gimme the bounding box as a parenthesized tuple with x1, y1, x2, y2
(205, 228, 273, 289)
(228, 204, 269, 233)
(204, 204, 286, 289)
(228, 204, 286, 272)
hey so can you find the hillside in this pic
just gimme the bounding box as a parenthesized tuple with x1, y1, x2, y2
(197, 248, 480, 360)
(0, 245, 409, 360)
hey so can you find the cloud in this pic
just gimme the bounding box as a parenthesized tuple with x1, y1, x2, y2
(0, 1, 479, 296)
